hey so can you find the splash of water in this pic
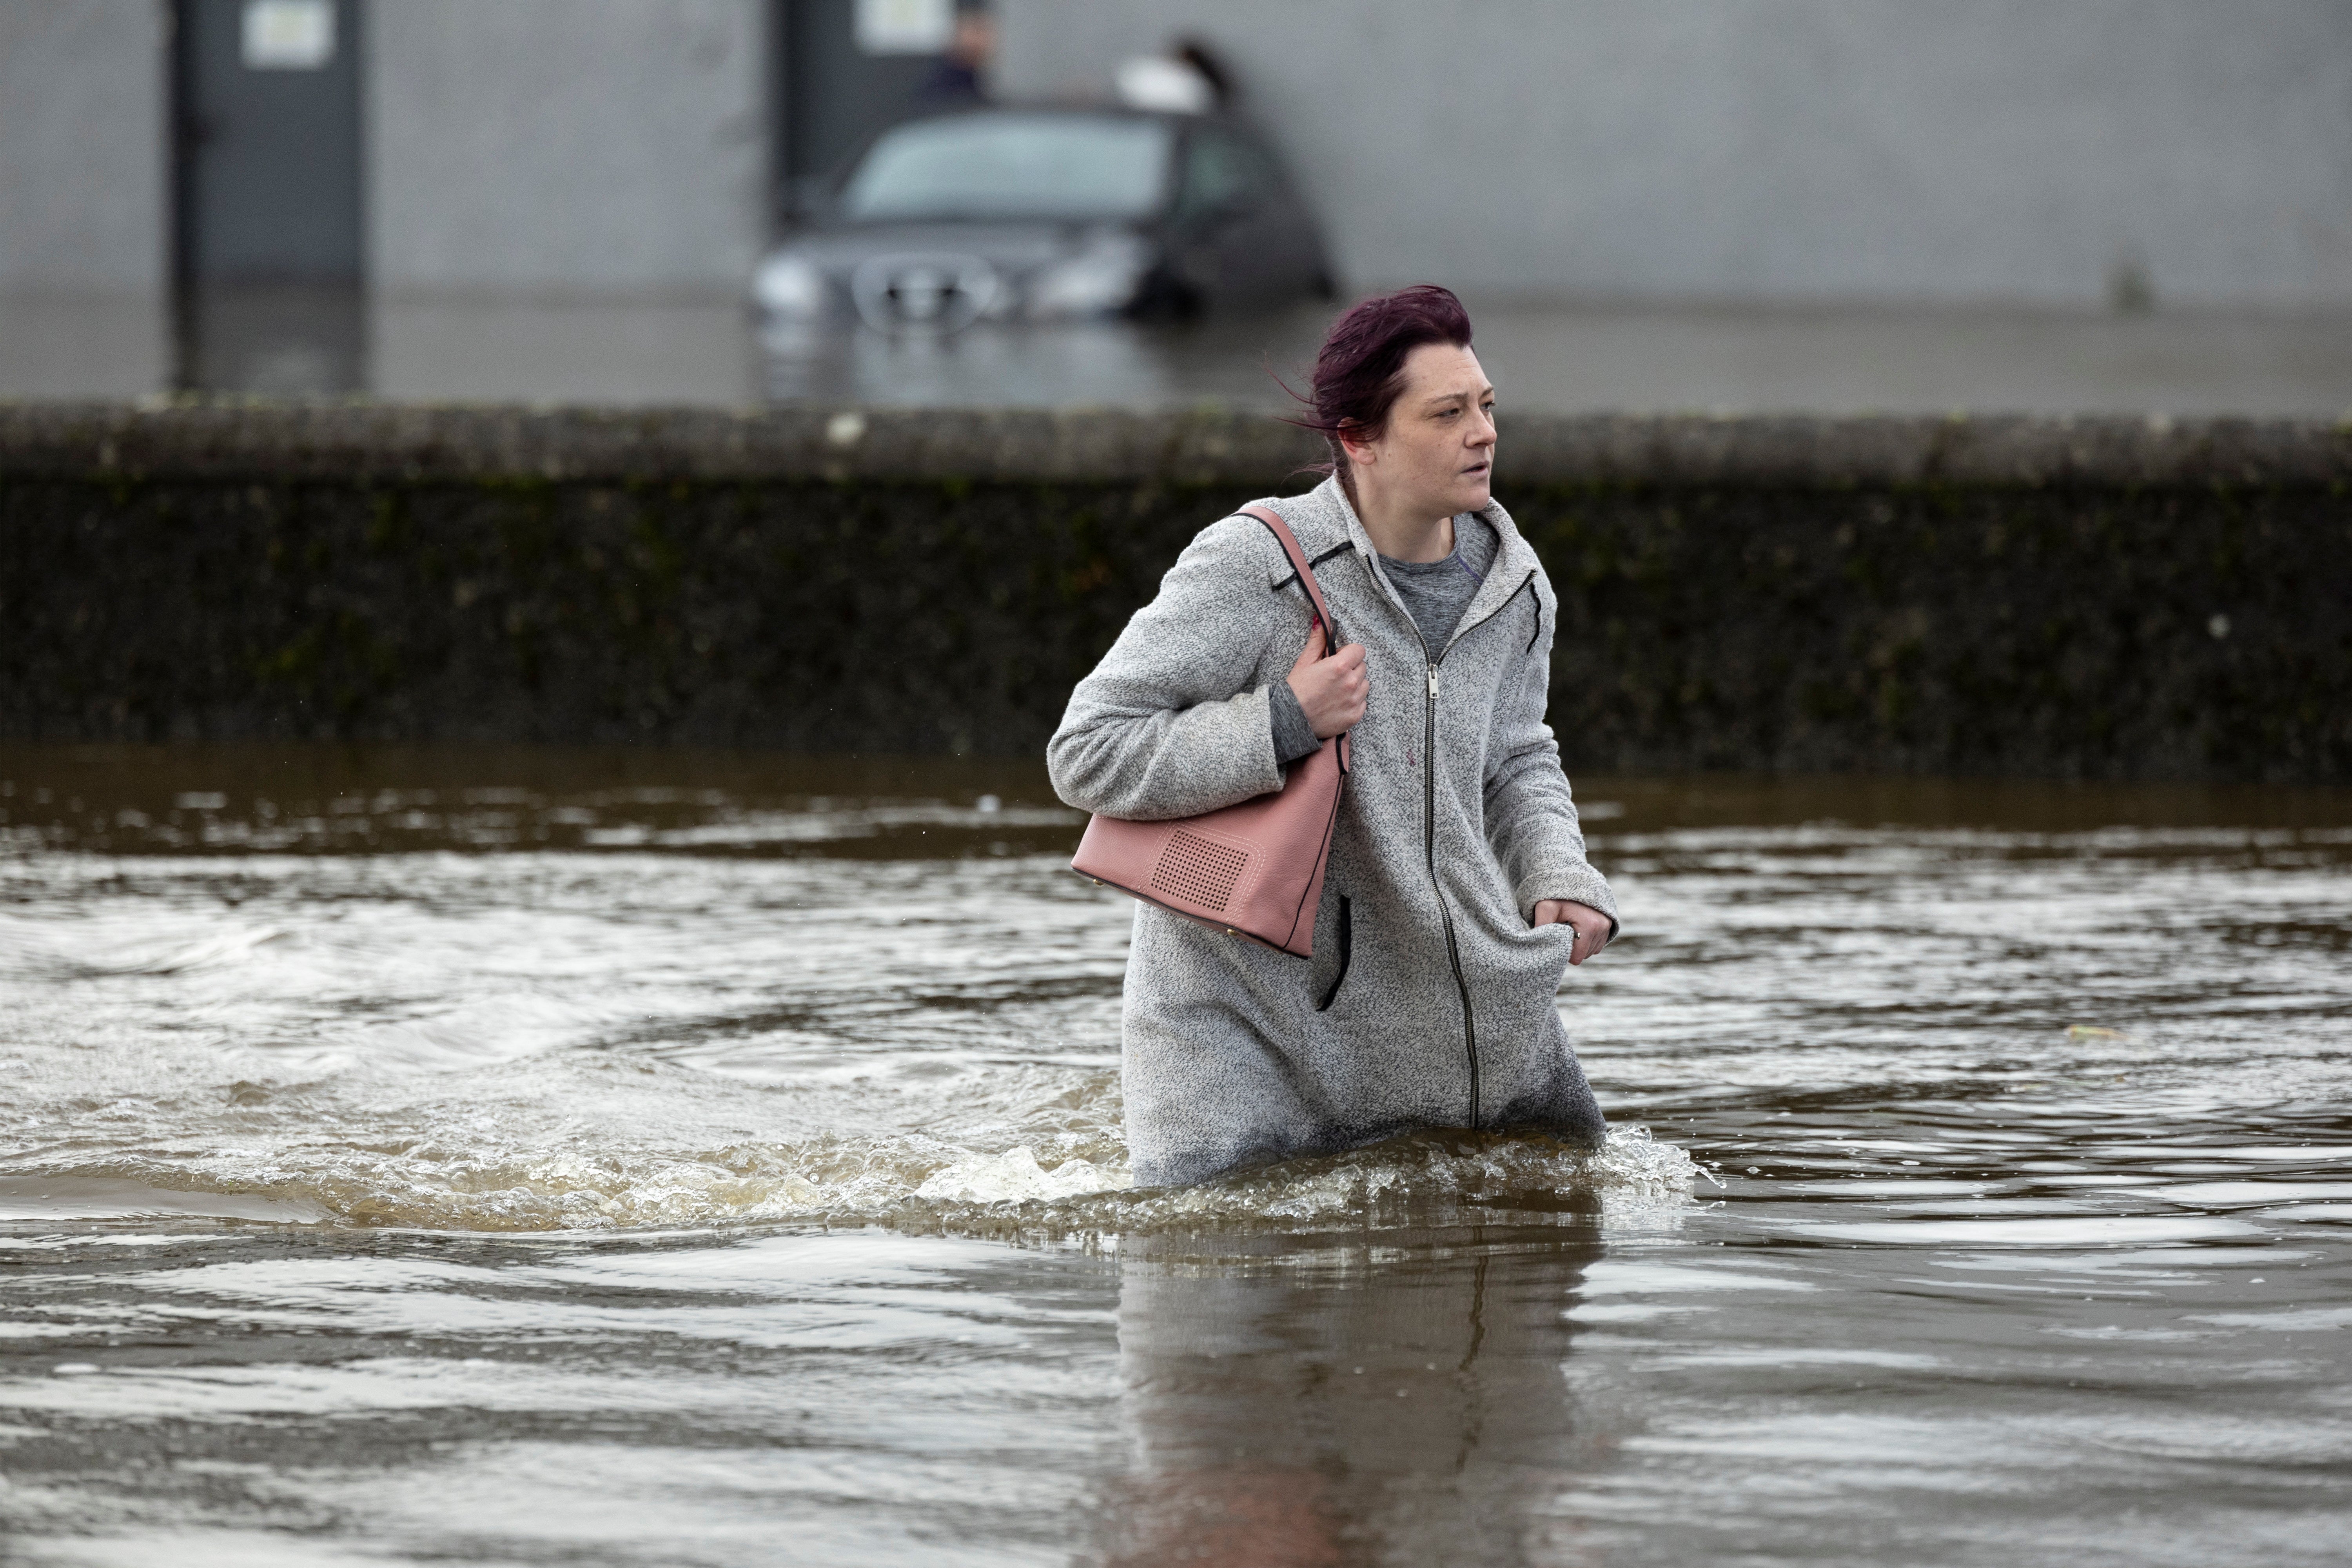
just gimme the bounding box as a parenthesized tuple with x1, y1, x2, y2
(9, 1120, 1696, 1240)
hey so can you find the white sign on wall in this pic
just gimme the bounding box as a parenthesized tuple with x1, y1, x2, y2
(242, 0, 335, 70)
(855, 0, 954, 56)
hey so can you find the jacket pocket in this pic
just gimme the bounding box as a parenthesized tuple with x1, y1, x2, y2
(1315, 896, 1353, 1012)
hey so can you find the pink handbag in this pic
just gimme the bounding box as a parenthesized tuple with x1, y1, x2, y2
(1071, 504, 1350, 958)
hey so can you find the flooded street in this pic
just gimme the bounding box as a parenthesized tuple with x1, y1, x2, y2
(10, 293, 2352, 416)
(2, 747, 2348, 1565)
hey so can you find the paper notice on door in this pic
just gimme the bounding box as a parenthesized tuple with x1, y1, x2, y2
(855, 0, 953, 55)
(242, 0, 335, 71)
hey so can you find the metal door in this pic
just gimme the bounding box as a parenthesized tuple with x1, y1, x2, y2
(777, 0, 962, 211)
(172, 0, 362, 391)
(173, 0, 361, 285)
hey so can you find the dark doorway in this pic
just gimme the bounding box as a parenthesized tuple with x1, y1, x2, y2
(171, 0, 363, 392)
(775, 0, 969, 216)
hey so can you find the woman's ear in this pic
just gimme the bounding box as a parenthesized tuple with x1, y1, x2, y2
(1337, 424, 1376, 468)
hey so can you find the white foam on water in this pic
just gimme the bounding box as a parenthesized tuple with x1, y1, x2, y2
(0, 909, 289, 980)
(915, 1146, 1131, 1203)
(0, 1114, 1695, 1238)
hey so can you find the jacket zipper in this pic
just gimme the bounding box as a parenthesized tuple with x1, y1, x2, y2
(1424, 661, 1481, 1127)
(1418, 568, 1539, 1133)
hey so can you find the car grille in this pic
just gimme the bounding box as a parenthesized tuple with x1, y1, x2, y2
(849, 253, 1002, 334)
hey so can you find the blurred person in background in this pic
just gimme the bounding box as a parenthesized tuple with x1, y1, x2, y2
(1114, 38, 1232, 116)
(917, 1, 995, 108)
(1050, 287, 1618, 1189)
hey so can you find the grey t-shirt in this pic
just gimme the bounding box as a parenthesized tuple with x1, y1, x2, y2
(1269, 514, 1497, 765)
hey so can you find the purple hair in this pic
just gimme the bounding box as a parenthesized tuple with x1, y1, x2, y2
(1289, 285, 1475, 477)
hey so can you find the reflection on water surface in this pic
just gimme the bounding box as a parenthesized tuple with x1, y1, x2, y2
(2, 745, 2347, 1564)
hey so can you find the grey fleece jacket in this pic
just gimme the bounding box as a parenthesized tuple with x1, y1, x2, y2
(1048, 476, 1618, 1188)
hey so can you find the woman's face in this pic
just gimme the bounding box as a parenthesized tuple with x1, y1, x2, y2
(1346, 343, 1497, 520)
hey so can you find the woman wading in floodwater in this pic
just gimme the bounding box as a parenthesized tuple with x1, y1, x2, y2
(1049, 286, 1617, 1188)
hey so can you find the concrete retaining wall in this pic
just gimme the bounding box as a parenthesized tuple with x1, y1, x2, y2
(4, 403, 2347, 780)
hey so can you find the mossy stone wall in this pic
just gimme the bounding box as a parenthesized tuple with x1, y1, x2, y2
(4, 404, 2346, 780)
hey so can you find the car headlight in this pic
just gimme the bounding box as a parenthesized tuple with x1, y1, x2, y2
(754, 253, 829, 319)
(1027, 234, 1151, 320)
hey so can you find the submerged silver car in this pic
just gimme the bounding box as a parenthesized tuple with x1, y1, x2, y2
(754, 107, 1333, 333)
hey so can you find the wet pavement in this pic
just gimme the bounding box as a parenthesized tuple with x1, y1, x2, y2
(2, 745, 2348, 1565)
(5, 290, 2349, 415)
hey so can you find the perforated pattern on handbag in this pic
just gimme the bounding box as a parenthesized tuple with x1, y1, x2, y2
(1149, 831, 1250, 912)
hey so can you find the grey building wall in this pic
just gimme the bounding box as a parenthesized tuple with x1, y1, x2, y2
(367, 0, 768, 297)
(0, 0, 167, 297)
(0, 0, 169, 396)
(998, 0, 2352, 310)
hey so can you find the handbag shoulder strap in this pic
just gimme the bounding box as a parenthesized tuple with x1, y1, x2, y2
(1238, 502, 1354, 768)
(1236, 503, 1341, 642)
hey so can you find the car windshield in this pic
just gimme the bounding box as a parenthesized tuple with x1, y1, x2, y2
(840, 114, 1173, 222)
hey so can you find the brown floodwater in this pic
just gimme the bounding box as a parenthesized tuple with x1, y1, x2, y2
(2, 744, 2347, 1565)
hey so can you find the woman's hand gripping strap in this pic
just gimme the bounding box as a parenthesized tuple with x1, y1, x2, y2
(1238, 505, 1352, 774)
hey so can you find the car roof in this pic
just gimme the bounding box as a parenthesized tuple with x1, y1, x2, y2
(806, 104, 1280, 222)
